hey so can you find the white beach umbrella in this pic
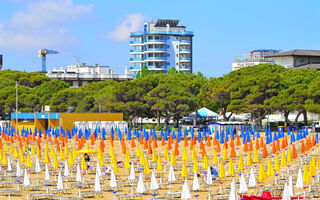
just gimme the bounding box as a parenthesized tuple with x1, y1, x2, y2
(229, 179, 238, 200)
(57, 170, 64, 190)
(282, 183, 290, 200)
(206, 167, 212, 185)
(248, 167, 256, 187)
(76, 164, 82, 182)
(192, 171, 200, 191)
(136, 172, 146, 194)
(35, 157, 41, 173)
(150, 170, 159, 191)
(96, 161, 102, 177)
(295, 168, 304, 189)
(64, 160, 69, 177)
(288, 175, 294, 196)
(239, 172, 248, 194)
(94, 172, 101, 192)
(129, 163, 136, 181)
(110, 169, 117, 188)
(23, 169, 30, 186)
(16, 161, 22, 177)
(181, 178, 191, 200)
(45, 164, 50, 181)
(168, 164, 176, 182)
(7, 156, 12, 172)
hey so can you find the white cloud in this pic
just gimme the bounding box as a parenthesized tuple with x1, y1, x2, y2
(108, 13, 149, 42)
(0, 0, 93, 50)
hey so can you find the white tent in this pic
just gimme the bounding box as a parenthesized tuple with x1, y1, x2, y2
(168, 164, 176, 182)
(150, 170, 159, 191)
(45, 164, 50, 181)
(35, 157, 41, 173)
(136, 172, 146, 194)
(282, 183, 290, 200)
(76, 164, 82, 182)
(16, 161, 22, 177)
(248, 167, 256, 187)
(288, 175, 294, 196)
(129, 163, 135, 181)
(110, 169, 117, 188)
(190, 107, 219, 118)
(239, 172, 248, 194)
(229, 179, 238, 200)
(64, 160, 69, 177)
(94, 172, 101, 192)
(295, 168, 303, 189)
(206, 167, 212, 185)
(23, 169, 30, 186)
(181, 178, 191, 200)
(96, 161, 102, 177)
(7, 156, 12, 172)
(192, 171, 200, 191)
(57, 171, 64, 190)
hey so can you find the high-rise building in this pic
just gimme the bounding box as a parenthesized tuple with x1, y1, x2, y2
(232, 49, 280, 71)
(129, 19, 193, 74)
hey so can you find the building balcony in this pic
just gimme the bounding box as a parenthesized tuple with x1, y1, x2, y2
(179, 66, 191, 71)
(148, 66, 167, 70)
(146, 31, 194, 36)
(130, 41, 144, 45)
(145, 57, 167, 61)
(180, 49, 191, 53)
(145, 39, 166, 44)
(130, 32, 144, 37)
(180, 40, 191, 44)
(145, 48, 167, 52)
(130, 66, 142, 70)
(129, 58, 144, 62)
(130, 49, 144, 54)
(180, 57, 191, 61)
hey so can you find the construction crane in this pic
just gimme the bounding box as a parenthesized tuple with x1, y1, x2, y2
(38, 49, 58, 72)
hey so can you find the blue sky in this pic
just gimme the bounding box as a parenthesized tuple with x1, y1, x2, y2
(0, 0, 319, 77)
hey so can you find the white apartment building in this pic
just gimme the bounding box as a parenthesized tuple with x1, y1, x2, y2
(129, 19, 193, 74)
(47, 63, 133, 87)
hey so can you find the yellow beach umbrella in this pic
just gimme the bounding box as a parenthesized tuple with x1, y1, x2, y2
(218, 160, 225, 179)
(26, 153, 32, 168)
(53, 153, 59, 169)
(112, 157, 118, 174)
(13, 147, 18, 158)
(59, 148, 65, 160)
(64, 143, 69, 156)
(0, 149, 3, 160)
(139, 151, 145, 165)
(253, 149, 259, 163)
(36, 145, 41, 159)
(2, 152, 7, 165)
(19, 149, 25, 163)
(81, 154, 87, 170)
(164, 147, 169, 160)
(280, 150, 287, 167)
(72, 146, 77, 159)
(182, 148, 188, 162)
(212, 149, 218, 164)
(68, 151, 74, 165)
(181, 161, 188, 178)
(156, 155, 163, 171)
(192, 146, 196, 161)
(22, 143, 27, 152)
(228, 158, 235, 176)
(10, 144, 14, 154)
(124, 152, 130, 169)
(3, 143, 8, 152)
(274, 154, 280, 171)
(246, 151, 252, 166)
(287, 147, 292, 162)
(193, 157, 199, 173)
(303, 163, 310, 183)
(44, 151, 50, 164)
(238, 154, 244, 171)
(203, 153, 208, 170)
(267, 158, 275, 176)
(258, 162, 267, 181)
(136, 145, 141, 158)
(170, 151, 176, 166)
(30, 144, 35, 155)
(76, 143, 97, 154)
(144, 158, 151, 175)
(152, 149, 157, 162)
(222, 147, 228, 160)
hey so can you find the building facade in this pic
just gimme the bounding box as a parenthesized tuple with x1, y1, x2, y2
(129, 19, 193, 74)
(0, 54, 2, 70)
(266, 49, 320, 69)
(232, 49, 280, 71)
(46, 63, 133, 87)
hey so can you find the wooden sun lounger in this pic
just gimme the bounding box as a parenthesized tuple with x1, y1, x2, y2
(0, 189, 22, 196)
(22, 184, 43, 191)
(49, 188, 72, 195)
(80, 190, 103, 198)
(30, 193, 57, 200)
(0, 181, 13, 188)
(71, 182, 91, 189)
(115, 193, 143, 200)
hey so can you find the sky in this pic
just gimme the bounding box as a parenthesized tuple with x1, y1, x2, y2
(0, 0, 319, 77)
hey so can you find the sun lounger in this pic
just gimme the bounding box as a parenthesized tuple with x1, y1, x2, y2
(22, 184, 43, 191)
(80, 190, 103, 198)
(0, 189, 22, 196)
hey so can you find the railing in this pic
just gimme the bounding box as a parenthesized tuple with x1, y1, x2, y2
(146, 31, 193, 36)
(130, 41, 144, 44)
(130, 58, 144, 61)
(148, 66, 167, 69)
(48, 73, 134, 79)
(130, 32, 144, 36)
(179, 66, 191, 70)
(145, 57, 167, 60)
(145, 39, 166, 43)
(146, 48, 166, 51)
(130, 49, 144, 52)
(180, 40, 191, 44)
(180, 49, 191, 52)
(180, 57, 191, 61)
(130, 66, 142, 70)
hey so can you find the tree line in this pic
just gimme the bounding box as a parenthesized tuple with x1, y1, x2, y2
(1, 64, 320, 129)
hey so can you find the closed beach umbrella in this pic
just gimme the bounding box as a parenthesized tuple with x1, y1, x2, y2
(76, 164, 82, 182)
(129, 163, 135, 181)
(239, 172, 248, 194)
(192, 171, 200, 191)
(110, 169, 117, 188)
(57, 170, 64, 190)
(23, 169, 30, 186)
(181, 178, 191, 200)
(248, 167, 256, 187)
(94, 172, 101, 192)
(136, 172, 146, 194)
(35, 157, 41, 173)
(150, 170, 159, 190)
(168, 164, 176, 182)
(64, 160, 69, 177)
(45, 164, 50, 181)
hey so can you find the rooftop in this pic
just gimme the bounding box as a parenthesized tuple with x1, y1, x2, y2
(266, 49, 320, 57)
(154, 19, 185, 28)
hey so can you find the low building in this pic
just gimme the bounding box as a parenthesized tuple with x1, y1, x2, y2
(232, 49, 280, 71)
(266, 49, 320, 69)
(47, 63, 134, 87)
(11, 112, 123, 133)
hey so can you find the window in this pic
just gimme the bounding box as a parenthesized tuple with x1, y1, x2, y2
(176, 54, 178, 57)
(176, 63, 178, 66)
(176, 45, 178, 48)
